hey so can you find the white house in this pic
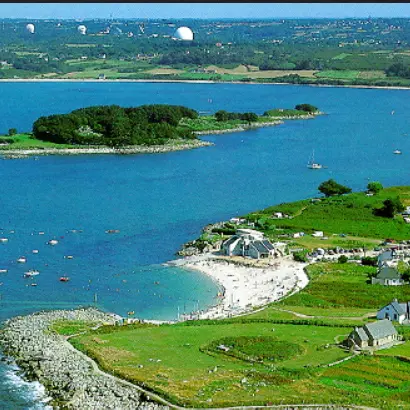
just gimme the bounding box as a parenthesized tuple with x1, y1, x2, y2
(222, 229, 277, 259)
(312, 231, 324, 237)
(371, 266, 404, 286)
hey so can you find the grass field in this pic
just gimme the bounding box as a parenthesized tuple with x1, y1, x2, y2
(246, 186, 410, 242)
(0, 133, 79, 149)
(69, 321, 351, 407)
(276, 262, 410, 311)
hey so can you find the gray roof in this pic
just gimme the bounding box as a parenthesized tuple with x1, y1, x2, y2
(251, 240, 270, 254)
(390, 300, 406, 316)
(354, 327, 369, 342)
(378, 250, 394, 264)
(223, 236, 239, 248)
(364, 319, 398, 340)
(376, 266, 401, 280)
(262, 239, 274, 250)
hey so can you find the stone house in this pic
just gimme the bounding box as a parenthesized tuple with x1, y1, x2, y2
(371, 266, 404, 286)
(347, 319, 400, 350)
(222, 228, 278, 259)
(377, 299, 410, 324)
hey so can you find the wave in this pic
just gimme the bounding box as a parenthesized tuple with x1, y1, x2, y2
(0, 355, 53, 409)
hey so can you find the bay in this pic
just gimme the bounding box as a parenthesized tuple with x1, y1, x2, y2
(1, 81, 410, 408)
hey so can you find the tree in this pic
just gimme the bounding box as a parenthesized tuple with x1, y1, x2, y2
(8, 128, 17, 136)
(295, 104, 318, 113)
(318, 179, 352, 197)
(374, 196, 405, 218)
(367, 181, 383, 194)
(240, 112, 258, 125)
(338, 255, 348, 264)
(215, 110, 229, 122)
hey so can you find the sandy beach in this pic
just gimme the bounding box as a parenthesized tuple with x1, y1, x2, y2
(167, 253, 309, 320)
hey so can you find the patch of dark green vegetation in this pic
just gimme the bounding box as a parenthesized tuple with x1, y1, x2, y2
(32, 104, 199, 147)
(203, 336, 304, 364)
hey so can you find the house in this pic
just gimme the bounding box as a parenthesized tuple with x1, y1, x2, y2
(312, 231, 324, 237)
(371, 266, 404, 286)
(346, 319, 400, 350)
(98, 73, 106, 80)
(377, 299, 410, 324)
(222, 229, 278, 259)
(377, 249, 397, 268)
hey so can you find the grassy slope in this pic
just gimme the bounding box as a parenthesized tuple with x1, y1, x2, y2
(246, 186, 410, 244)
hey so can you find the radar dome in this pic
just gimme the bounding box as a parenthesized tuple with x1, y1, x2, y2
(26, 23, 35, 34)
(173, 26, 194, 41)
(77, 25, 87, 35)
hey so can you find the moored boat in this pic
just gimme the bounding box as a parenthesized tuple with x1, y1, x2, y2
(24, 270, 40, 278)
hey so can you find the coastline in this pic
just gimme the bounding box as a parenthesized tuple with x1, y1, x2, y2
(0, 308, 170, 410)
(0, 77, 409, 91)
(0, 139, 214, 158)
(0, 254, 309, 408)
(167, 253, 309, 320)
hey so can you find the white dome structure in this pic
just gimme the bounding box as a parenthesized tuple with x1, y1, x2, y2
(26, 23, 35, 34)
(173, 26, 194, 41)
(77, 25, 87, 35)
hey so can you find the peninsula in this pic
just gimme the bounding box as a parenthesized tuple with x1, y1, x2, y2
(3, 182, 410, 409)
(0, 103, 320, 157)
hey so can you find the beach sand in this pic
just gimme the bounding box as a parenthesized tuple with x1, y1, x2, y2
(167, 253, 308, 320)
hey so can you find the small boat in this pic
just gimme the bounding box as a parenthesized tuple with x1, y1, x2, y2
(32, 249, 39, 254)
(0, 269, 8, 273)
(17, 257, 27, 263)
(31, 283, 37, 287)
(105, 229, 120, 234)
(0, 238, 8, 243)
(307, 150, 322, 169)
(393, 149, 402, 154)
(47, 239, 58, 245)
(24, 270, 40, 278)
(59, 276, 70, 282)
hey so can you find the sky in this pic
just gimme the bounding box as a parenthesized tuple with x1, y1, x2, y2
(0, 3, 410, 20)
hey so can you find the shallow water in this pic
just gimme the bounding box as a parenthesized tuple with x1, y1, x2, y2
(1, 81, 410, 407)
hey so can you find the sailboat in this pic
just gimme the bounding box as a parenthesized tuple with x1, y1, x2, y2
(307, 150, 322, 169)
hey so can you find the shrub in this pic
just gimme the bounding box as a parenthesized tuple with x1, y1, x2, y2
(338, 255, 348, 264)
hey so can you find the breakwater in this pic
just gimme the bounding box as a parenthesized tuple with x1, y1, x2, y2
(0, 308, 169, 410)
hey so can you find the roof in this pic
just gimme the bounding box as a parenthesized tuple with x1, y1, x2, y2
(262, 239, 274, 250)
(378, 250, 394, 263)
(223, 236, 239, 248)
(390, 300, 406, 316)
(364, 319, 398, 340)
(251, 240, 270, 254)
(354, 327, 369, 342)
(376, 266, 401, 280)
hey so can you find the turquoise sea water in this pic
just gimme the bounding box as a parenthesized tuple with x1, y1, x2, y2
(1, 82, 410, 408)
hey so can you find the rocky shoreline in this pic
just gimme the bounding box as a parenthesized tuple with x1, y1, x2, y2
(0, 308, 169, 410)
(1, 140, 213, 158)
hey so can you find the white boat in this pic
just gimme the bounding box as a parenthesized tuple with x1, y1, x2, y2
(0, 238, 8, 243)
(24, 270, 40, 277)
(0, 269, 7, 273)
(17, 257, 27, 263)
(47, 239, 59, 245)
(307, 150, 322, 169)
(393, 149, 402, 154)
